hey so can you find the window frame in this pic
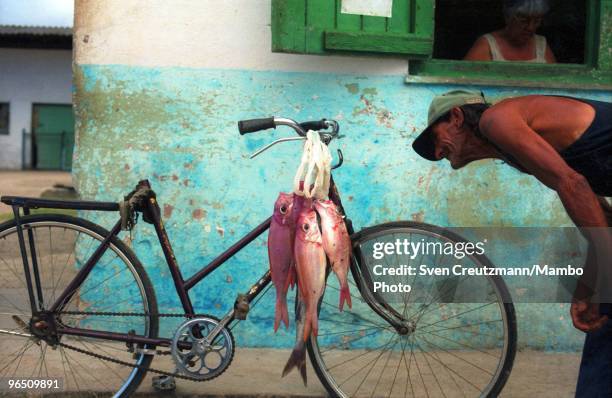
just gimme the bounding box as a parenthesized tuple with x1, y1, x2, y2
(406, 0, 612, 90)
(271, 0, 612, 90)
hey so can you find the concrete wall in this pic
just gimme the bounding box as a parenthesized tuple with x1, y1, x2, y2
(0, 48, 73, 169)
(73, 0, 611, 350)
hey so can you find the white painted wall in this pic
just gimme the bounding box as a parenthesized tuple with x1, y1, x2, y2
(0, 48, 72, 169)
(74, 0, 408, 75)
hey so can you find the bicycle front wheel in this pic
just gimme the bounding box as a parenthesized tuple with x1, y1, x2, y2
(308, 221, 517, 398)
(0, 214, 158, 397)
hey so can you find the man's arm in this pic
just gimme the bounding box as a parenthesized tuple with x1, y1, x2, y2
(480, 104, 611, 331)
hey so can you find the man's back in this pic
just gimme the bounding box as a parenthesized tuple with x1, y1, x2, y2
(482, 95, 597, 152)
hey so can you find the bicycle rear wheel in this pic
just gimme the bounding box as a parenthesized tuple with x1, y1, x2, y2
(0, 214, 158, 397)
(308, 221, 516, 398)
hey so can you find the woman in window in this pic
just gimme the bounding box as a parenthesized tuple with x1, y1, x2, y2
(464, 0, 556, 63)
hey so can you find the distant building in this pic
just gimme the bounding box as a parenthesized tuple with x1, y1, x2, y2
(0, 25, 73, 170)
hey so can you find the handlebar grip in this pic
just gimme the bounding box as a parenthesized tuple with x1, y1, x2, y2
(299, 119, 327, 131)
(238, 117, 275, 135)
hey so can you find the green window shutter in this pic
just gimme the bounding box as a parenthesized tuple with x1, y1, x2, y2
(598, 0, 612, 70)
(272, 0, 434, 57)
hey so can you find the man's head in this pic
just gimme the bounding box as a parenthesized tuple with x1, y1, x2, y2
(412, 90, 490, 169)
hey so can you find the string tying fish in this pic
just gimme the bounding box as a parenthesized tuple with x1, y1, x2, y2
(293, 130, 332, 200)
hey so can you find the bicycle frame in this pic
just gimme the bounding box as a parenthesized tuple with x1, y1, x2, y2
(4, 175, 407, 350)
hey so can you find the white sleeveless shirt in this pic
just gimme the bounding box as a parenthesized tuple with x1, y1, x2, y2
(483, 33, 548, 63)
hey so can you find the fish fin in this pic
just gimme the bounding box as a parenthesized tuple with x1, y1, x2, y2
(285, 266, 296, 291)
(282, 346, 306, 384)
(274, 296, 290, 332)
(339, 283, 352, 311)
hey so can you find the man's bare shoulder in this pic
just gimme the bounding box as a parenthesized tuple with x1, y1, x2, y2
(481, 95, 596, 148)
(488, 95, 590, 112)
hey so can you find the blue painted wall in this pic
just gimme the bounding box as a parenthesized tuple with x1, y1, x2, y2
(73, 64, 610, 350)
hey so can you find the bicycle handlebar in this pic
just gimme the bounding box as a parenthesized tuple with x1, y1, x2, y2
(239, 116, 340, 160)
(238, 117, 275, 135)
(238, 117, 330, 137)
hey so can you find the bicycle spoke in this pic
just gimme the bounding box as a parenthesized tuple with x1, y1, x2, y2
(411, 336, 431, 398)
(419, 335, 494, 376)
(416, 337, 483, 393)
(423, 319, 503, 334)
(414, 340, 448, 398)
(370, 337, 400, 398)
(421, 330, 501, 358)
(417, 302, 497, 329)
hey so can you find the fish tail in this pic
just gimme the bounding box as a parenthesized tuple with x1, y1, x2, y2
(302, 311, 312, 342)
(339, 283, 352, 311)
(282, 346, 307, 386)
(303, 306, 319, 339)
(274, 296, 289, 332)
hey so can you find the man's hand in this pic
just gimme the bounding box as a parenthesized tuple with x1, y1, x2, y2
(570, 299, 608, 332)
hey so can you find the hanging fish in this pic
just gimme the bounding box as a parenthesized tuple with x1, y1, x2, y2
(314, 200, 352, 311)
(268, 192, 295, 332)
(282, 294, 307, 386)
(294, 207, 326, 340)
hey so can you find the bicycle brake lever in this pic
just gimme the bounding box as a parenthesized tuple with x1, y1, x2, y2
(331, 149, 344, 170)
(249, 136, 306, 159)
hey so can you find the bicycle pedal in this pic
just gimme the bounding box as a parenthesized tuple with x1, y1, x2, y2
(152, 375, 176, 392)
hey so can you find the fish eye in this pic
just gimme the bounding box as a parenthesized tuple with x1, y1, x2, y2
(302, 223, 309, 232)
(279, 205, 287, 215)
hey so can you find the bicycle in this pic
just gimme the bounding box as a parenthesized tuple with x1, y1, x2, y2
(0, 117, 516, 397)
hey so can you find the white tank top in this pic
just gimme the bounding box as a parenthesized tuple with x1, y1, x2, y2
(484, 33, 548, 63)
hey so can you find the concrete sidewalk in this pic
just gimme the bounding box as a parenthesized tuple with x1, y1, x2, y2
(0, 171, 73, 213)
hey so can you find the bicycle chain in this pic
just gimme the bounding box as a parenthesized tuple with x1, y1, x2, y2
(56, 310, 224, 382)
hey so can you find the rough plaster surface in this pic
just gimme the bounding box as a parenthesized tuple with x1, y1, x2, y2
(72, 63, 611, 350)
(73, 0, 408, 75)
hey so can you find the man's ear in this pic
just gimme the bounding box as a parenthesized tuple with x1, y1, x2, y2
(450, 107, 464, 127)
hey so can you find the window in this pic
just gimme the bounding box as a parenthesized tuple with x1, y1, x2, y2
(434, 0, 586, 64)
(0, 103, 9, 135)
(271, 0, 612, 90)
(272, 0, 434, 57)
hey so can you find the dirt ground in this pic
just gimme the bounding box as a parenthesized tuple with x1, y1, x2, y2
(0, 171, 74, 214)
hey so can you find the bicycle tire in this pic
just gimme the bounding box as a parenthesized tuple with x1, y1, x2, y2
(0, 214, 159, 397)
(307, 221, 517, 398)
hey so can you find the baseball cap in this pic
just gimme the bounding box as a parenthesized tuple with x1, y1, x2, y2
(412, 90, 486, 161)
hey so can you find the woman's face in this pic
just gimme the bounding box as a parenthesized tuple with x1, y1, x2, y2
(505, 13, 544, 44)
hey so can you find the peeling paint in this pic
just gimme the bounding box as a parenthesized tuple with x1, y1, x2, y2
(73, 64, 610, 350)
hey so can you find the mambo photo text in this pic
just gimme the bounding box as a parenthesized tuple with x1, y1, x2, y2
(370, 239, 583, 293)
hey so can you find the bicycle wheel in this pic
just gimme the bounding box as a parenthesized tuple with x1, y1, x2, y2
(0, 214, 159, 397)
(308, 221, 516, 398)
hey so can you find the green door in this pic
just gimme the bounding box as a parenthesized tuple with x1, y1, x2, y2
(33, 104, 75, 170)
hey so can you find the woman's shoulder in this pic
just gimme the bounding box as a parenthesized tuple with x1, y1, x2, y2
(464, 34, 495, 61)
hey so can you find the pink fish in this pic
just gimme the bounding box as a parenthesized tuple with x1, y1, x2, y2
(314, 200, 352, 311)
(294, 207, 326, 340)
(268, 192, 295, 331)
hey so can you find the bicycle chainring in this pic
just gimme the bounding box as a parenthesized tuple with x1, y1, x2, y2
(171, 315, 235, 381)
